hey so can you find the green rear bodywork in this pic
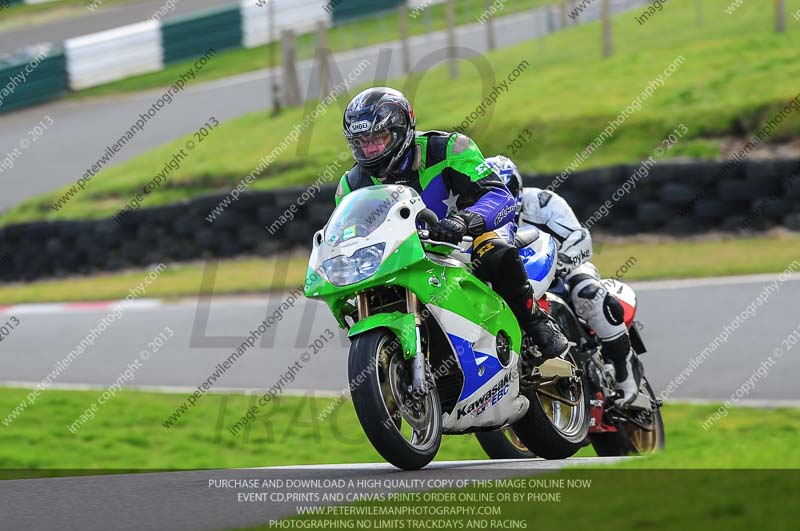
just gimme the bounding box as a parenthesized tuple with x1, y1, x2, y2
(304, 235, 521, 359)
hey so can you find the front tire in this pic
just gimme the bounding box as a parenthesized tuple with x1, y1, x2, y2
(348, 329, 442, 470)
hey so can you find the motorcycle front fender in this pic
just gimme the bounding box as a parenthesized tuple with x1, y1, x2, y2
(348, 311, 418, 359)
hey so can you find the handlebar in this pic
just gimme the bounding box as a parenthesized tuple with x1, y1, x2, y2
(417, 229, 473, 247)
(415, 209, 474, 247)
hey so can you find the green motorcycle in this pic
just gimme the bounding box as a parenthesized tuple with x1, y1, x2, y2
(305, 185, 589, 470)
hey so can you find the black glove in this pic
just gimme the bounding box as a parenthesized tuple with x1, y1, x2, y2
(556, 252, 575, 277)
(429, 216, 467, 244)
(429, 210, 486, 244)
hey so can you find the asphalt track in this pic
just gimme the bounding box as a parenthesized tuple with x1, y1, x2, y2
(0, 457, 628, 531)
(0, 0, 649, 212)
(1, 273, 799, 402)
(0, 0, 238, 54)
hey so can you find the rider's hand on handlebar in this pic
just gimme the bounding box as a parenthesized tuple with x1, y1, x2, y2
(428, 216, 467, 244)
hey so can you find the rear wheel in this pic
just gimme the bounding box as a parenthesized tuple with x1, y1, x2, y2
(591, 377, 665, 456)
(511, 351, 590, 459)
(348, 329, 442, 470)
(476, 428, 535, 459)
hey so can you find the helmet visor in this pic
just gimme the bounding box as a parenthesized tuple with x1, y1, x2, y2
(347, 130, 401, 165)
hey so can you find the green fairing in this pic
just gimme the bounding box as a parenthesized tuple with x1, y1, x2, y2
(304, 235, 521, 359)
(422, 242, 455, 255)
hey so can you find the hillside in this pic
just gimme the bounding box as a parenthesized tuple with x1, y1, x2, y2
(2, 0, 799, 225)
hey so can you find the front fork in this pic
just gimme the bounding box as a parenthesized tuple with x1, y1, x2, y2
(356, 289, 428, 395)
(406, 291, 428, 395)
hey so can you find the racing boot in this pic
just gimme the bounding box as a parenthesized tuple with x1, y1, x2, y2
(602, 335, 638, 407)
(518, 289, 570, 362)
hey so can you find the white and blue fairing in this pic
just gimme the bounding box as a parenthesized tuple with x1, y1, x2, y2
(427, 305, 529, 433)
(519, 229, 558, 299)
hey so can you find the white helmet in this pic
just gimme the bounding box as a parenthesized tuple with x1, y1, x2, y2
(485, 155, 523, 211)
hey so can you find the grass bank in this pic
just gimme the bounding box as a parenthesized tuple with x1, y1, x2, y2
(3, 0, 799, 225)
(0, 385, 797, 475)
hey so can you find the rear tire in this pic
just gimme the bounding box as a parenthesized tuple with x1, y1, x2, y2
(348, 329, 442, 470)
(476, 428, 535, 459)
(511, 377, 589, 459)
(511, 296, 590, 459)
(590, 377, 665, 456)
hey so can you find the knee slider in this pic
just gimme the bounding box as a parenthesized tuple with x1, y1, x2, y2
(603, 294, 625, 326)
(570, 278, 601, 320)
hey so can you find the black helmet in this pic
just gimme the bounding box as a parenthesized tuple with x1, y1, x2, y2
(343, 87, 416, 180)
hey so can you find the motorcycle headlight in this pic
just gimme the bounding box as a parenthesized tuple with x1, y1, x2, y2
(322, 243, 386, 287)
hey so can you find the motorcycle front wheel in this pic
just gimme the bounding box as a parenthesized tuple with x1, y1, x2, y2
(348, 329, 442, 470)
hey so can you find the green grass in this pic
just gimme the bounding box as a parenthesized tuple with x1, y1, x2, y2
(0, 385, 797, 475)
(0, 234, 797, 305)
(0, 388, 489, 474)
(3, 0, 799, 226)
(0, 253, 309, 305)
(591, 232, 800, 281)
(69, 0, 555, 100)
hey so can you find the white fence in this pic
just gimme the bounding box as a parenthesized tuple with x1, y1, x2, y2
(65, 21, 163, 90)
(241, 0, 332, 48)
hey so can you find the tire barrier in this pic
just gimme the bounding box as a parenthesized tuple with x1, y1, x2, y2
(0, 158, 798, 282)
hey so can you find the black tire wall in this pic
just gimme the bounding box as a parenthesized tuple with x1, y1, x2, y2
(1, 158, 799, 282)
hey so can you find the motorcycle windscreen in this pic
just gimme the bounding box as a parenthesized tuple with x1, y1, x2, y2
(323, 185, 418, 246)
